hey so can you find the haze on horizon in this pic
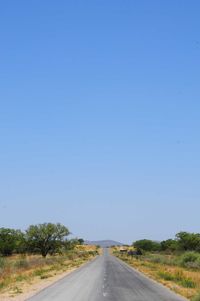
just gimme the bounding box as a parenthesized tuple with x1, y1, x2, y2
(0, 1, 200, 244)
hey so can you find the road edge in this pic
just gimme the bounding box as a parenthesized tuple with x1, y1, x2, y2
(112, 254, 189, 301)
(25, 255, 100, 301)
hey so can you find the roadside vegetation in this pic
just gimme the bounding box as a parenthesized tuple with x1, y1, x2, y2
(113, 231, 200, 301)
(0, 223, 99, 298)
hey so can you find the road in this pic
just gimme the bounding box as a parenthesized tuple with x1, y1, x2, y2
(28, 249, 187, 301)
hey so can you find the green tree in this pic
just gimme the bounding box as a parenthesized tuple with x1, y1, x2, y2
(0, 228, 25, 256)
(26, 223, 70, 257)
(78, 238, 84, 245)
(161, 239, 178, 252)
(133, 239, 161, 252)
(176, 232, 200, 252)
(14, 230, 27, 254)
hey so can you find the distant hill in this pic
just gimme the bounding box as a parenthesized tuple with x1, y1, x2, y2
(85, 240, 123, 248)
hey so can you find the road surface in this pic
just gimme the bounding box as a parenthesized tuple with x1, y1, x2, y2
(28, 249, 187, 301)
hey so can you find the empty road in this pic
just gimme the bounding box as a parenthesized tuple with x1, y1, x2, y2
(28, 249, 187, 301)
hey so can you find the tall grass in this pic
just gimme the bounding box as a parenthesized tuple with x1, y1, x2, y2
(158, 270, 196, 288)
(0, 257, 6, 269)
(134, 252, 200, 270)
(192, 292, 200, 301)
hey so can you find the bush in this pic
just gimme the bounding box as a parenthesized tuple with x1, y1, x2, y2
(179, 252, 200, 267)
(185, 261, 200, 269)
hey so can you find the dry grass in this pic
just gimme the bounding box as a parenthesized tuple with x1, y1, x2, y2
(114, 251, 200, 300)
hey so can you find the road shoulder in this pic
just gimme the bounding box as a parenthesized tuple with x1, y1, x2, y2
(0, 256, 98, 301)
(113, 254, 189, 301)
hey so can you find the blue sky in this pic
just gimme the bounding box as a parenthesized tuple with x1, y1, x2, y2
(0, 1, 200, 243)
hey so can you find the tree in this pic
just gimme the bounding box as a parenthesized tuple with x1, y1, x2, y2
(14, 230, 27, 254)
(78, 238, 84, 245)
(160, 239, 178, 252)
(0, 228, 25, 256)
(176, 232, 200, 252)
(26, 223, 70, 257)
(133, 239, 161, 252)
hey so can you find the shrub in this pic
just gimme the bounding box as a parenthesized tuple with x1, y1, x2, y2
(179, 252, 200, 267)
(185, 261, 200, 269)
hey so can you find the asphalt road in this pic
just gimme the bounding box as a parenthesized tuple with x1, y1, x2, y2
(28, 249, 187, 301)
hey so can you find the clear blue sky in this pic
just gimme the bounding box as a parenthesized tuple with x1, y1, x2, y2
(0, 1, 200, 244)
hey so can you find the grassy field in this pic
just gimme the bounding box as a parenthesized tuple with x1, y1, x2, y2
(113, 248, 200, 301)
(0, 245, 98, 299)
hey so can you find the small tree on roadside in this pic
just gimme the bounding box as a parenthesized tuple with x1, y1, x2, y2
(26, 223, 70, 257)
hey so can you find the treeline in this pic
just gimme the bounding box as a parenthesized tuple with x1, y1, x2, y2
(133, 232, 200, 253)
(0, 223, 84, 257)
